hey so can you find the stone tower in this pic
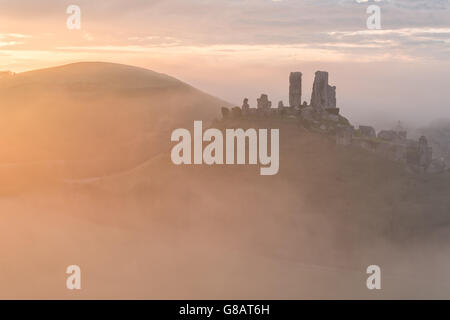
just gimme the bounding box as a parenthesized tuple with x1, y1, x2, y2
(289, 72, 302, 108)
(310, 71, 336, 109)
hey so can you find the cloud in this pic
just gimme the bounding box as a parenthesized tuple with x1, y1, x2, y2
(0, 0, 448, 65)
(0, 33, 30, 39)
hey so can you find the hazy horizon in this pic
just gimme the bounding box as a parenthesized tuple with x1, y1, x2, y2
(0, 0, 449, 128)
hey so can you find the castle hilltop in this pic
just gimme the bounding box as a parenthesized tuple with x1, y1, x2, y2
(220, 71, 446, 174)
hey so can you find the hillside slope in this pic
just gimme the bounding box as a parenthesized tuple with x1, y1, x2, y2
(0, 62, 230, 189)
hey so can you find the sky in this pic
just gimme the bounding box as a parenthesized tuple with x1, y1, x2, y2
(0, 0, 449, 128)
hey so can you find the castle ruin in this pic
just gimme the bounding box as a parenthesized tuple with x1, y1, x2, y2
(221, 71, 438, 172)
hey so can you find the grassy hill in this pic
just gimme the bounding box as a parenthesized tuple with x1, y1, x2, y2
(0, 62, 229, 192)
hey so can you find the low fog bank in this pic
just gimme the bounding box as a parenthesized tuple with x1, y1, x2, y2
(2, 121, 450, 299)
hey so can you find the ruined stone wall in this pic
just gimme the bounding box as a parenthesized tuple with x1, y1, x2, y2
(257, 94, 271, 109)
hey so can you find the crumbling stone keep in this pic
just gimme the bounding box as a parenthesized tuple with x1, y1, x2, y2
(310, 71, 336, 109)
